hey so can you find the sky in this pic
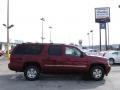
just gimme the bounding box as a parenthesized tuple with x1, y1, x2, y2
(0, 0, 120, 46)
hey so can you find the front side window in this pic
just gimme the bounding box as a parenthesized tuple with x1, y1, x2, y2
(48, 45, 62, 56)
(65, 47, 81, 56)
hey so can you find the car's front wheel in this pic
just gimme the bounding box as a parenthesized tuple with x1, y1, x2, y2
(24, 65, 40, 81)
(90, 66, 104, 81)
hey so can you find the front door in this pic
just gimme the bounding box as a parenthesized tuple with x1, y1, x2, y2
(63, 46, 88, 73)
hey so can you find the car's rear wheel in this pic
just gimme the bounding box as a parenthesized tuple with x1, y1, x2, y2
(24, 65, 40, 81)
(90, 66, 104, 81)
(109, 58, 114, 65)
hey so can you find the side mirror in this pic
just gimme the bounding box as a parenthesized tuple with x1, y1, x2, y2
(81, 52, 86, 58)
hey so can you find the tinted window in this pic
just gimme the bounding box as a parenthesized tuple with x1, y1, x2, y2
(13, 45, 26, 55)
(112, 52, 118, 55)
(25, 45, 43, 55)
(89, 50, 97, 52)
(48, 45, 62, 56)
(13, 44, 43, 55)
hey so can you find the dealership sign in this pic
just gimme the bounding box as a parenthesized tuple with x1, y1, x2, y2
(95, 7, 110, 23)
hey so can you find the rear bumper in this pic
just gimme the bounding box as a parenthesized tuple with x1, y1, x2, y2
(8, 62, 23, 72)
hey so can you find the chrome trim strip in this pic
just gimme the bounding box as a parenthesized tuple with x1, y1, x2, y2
(44, 65, 87, 68)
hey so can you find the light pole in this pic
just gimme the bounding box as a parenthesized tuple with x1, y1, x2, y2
(49, 26, 52, 43)
(41, 17, 45, 43)
(107, 23, 110, 50)
(3, 0, 14, 59)
(118, 5, 120, 8)
(90, 30, 93, 49)
(87, 33, 90, 48)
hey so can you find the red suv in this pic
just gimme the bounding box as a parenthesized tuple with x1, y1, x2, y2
(8, 43, 111, 81)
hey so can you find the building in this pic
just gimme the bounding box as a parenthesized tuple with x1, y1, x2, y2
(0, 42, 17, 52)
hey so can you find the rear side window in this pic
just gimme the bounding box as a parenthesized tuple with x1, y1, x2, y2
(13, 45, 26, 55)
(48, 45, 62, 56)
(13, 44, 43, 55)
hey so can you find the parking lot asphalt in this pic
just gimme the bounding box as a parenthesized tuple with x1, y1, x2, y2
(0, 57, 120, 90)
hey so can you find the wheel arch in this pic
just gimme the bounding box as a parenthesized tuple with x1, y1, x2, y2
(89, 63, 106, 74)
(23, 62, 41, 71)
(109, 58, 115, 64)
(109, 58, 115, 61)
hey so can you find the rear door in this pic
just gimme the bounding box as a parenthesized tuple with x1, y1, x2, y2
(43, 45, 64, 73)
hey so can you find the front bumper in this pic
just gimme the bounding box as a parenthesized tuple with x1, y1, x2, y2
(105, 64, 111, 76)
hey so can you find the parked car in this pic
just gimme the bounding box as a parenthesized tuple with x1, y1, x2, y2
(98, 51, 107, 57)
(8, 43, 111, 81)
(82, 49, 99, 56)
(101, 50, 120, 65)
(0, 50, 4, 57)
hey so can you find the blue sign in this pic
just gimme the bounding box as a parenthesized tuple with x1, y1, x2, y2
(100, 23, 106, 29)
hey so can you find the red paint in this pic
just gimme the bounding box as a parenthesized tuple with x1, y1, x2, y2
(8, 43, 111, 75)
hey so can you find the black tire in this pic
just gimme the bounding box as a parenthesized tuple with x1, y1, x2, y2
(90, 66, 104, 81)
(109, 58, 114, 65)
(24, 65, 40, 81)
